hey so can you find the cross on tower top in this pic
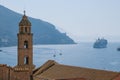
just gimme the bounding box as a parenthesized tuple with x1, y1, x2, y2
(24, 10, 26, 15)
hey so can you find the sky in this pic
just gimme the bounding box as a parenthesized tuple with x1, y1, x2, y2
(1, 0, 120, 42)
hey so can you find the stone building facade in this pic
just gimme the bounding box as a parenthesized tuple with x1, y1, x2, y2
(0, 64, 10, 80)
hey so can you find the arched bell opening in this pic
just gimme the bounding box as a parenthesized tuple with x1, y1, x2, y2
(24, 40, 28, 48)
(24, 56, 29, 65)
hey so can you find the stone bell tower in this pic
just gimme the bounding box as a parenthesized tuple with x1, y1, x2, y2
(14, 11, 35, 80)
(17, 11, 35, 69)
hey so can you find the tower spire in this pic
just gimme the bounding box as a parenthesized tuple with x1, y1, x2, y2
(24, 10, 26, 15)
(19, 10, 31, 26)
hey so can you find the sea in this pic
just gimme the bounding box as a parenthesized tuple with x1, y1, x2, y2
(0, 42, 120, 72)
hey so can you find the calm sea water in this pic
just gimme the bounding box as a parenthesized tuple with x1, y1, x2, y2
(0, 42, 120, 72)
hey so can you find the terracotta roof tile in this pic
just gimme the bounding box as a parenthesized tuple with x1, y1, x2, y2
(33, 60, 119, 80)
(33, 60, 58, 76)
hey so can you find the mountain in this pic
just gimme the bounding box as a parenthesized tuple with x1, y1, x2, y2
(0, 5, 75, 47)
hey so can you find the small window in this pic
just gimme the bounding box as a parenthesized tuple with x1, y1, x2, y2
(21, 27, 23, 32)
(25, 27, 27, 32)
(24, 56, 29, 65)
(20, 27, 24, 33)
(24, 41, 28, 48)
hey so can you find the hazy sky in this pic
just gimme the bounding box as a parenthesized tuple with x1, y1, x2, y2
(1, 0, 120, 42)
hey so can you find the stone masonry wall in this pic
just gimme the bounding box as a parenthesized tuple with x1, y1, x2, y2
(0, 64, 9, 80)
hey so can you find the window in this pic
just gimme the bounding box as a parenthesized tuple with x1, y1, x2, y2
(24, 56, 29, 65)
(25, 27, 27, 33)
(21, 27, 23, 32)
(24, 41, 28, 48)
(20, 27, 24, 33)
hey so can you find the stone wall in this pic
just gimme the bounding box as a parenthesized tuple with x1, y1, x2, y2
(0, 64, 32, 80)
(13, 67, 33, 80)
(13, 71, 31, 80)
(0, 64, 9, 80)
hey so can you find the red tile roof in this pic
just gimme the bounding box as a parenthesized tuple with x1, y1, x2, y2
(33, 60, 119, 80)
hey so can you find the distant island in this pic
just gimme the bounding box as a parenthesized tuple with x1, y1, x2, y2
(93, 38, 108, 48)
(0, 5, 75, 47)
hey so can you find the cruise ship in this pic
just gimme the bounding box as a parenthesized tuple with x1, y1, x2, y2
(93, 38, 108, 48)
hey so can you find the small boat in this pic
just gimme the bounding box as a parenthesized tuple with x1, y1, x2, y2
(93, 38, 108, 48)
(59, 53, 62, 55)
(0, 50, 2, 52)
(117, 47, 120, 51)
(53, 54, 56, 57)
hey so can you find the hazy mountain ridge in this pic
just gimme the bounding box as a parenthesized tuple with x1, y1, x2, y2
(0, 5, 75, 47)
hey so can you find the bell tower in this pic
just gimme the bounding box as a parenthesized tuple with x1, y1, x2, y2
(14, 11, 35, 80)
(13, 11, 34, 80)
(15, 11, 35, 70)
